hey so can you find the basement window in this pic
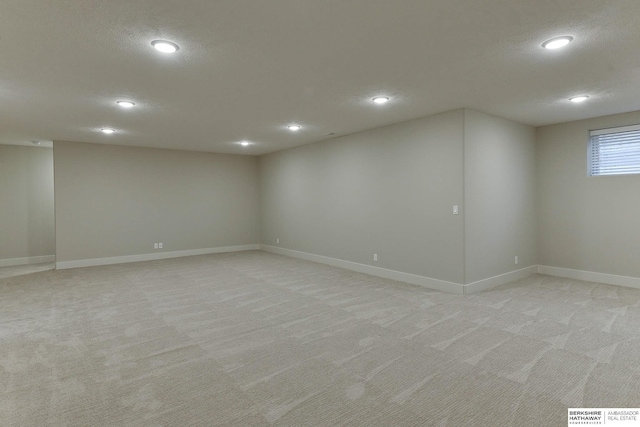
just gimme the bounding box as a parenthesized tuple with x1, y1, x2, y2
(589, 124, 640, 176)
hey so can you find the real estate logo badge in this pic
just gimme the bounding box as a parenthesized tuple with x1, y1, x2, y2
(568, 409, 640, 426)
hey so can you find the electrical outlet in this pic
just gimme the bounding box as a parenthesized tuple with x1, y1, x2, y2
(154, 243, 158, 249)
(373, 254, 378, 262)
(515, 256, 518, 265)
(159, 243, 163, 249)
(276, 238, 280, 244)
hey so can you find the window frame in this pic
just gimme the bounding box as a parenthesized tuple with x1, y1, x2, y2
(588, 124, 640, 177)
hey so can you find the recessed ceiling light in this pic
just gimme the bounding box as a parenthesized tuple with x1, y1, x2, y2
(151, 40, 179, 53)
(372, 96, 390, 104)
(116, 101, 135, 108)
(101, 128, 115, 134)
(31, 140, 41, 145)
(287, 125, 301, 131)
(239, 141, 251, 147)
(542, 36, 573, 50)
(569, 95, 589, 103)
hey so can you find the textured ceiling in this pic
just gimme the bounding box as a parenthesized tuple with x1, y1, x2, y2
(1, 0, 640, 155)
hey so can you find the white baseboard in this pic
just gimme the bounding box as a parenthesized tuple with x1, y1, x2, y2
(55, 244, 260, 270)
(538, 265, 640, 290)
(260, 245, 465, 295)
(463, 265, 538, 295)
(53, 243, 640, 293)
(0, 255, 55, 268)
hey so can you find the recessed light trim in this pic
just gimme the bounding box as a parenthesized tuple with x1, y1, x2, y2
(569, 95, 589, 103)
(287, 125, 302, 131)
(101, 128, 115, 134)
(116, 101, 135, 108)
(151, 40, 179, 53)
(542, 36, 573, 50)
(372, 96, 390, 104)
(31, 140, 41, 145)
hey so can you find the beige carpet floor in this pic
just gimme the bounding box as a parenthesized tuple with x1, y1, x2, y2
(1, 251, 639, 426)
(0, 262, 55, 280)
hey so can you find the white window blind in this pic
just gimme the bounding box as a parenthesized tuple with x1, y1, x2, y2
(589, 124, 640, 176)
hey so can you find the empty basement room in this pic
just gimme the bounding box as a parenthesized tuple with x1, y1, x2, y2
(2, 2, 640, 427)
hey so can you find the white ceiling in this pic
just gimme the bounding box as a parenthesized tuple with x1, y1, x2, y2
(2, 0, 640, 155)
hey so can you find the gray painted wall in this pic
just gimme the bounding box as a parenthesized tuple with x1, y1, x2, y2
(260, 110, 466, 284)
(260, 108, 538, 287)
(464, 110, 537, 283)
(0, 145, 55, 261)
(4, 107, 637, 285)
(54, 141, 259, 262)
(537, 110, 640, 278)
